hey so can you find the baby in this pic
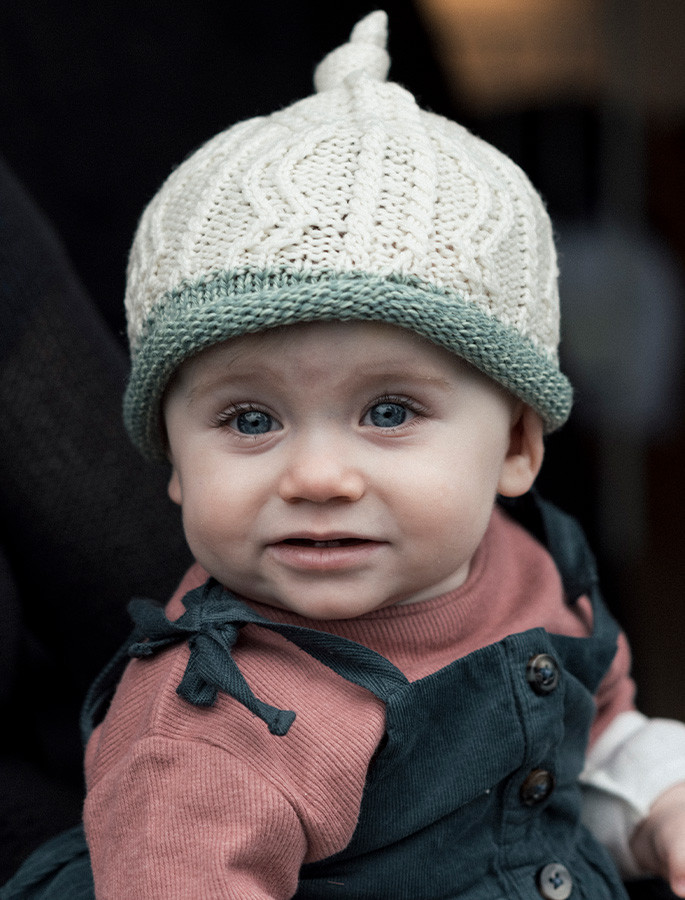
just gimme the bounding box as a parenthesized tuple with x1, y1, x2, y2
(7, 10, 685, 900)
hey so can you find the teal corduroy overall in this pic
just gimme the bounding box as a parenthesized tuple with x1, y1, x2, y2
(0, 494, 629, 899)
(296, 493, 629, 899)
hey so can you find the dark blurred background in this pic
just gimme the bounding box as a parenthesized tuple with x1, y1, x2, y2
(1, 0, 684, 880)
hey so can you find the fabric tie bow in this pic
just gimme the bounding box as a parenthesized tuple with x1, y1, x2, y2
(82, 578, 408, 740)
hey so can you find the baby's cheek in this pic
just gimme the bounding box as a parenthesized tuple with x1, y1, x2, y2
(412, 479, 483, 532)
(180, 500, 223, 552)
(189, 512, 234, 551)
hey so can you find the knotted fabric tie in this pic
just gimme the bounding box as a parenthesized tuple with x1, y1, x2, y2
(126, 578, 408, 737)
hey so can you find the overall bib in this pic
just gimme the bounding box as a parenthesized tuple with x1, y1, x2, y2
(0, 495, 630, 899)
(294, 494, 628, 899)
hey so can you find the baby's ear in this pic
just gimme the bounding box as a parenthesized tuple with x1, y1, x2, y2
(497, 404, 545, 498)
(167, 465, 182, 506)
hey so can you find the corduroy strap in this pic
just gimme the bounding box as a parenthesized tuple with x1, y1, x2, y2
(126, 579, 408, 736)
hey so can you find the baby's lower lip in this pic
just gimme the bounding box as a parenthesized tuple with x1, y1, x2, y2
(267, 538, 382, 571)
(283, 538, 366, 548)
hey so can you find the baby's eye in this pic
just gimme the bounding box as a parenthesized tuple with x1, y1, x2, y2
(233, 410, 279, 435)
(364, 401, 410, 428)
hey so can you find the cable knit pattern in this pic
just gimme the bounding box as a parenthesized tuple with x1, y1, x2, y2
(122, 10, 571, 459)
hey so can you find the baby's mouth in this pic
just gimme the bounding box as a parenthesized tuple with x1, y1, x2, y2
(281, 538, 368, 548)
(267, 536, 382, 571)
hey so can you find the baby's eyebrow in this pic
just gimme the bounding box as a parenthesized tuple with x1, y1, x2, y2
(179, 347, 272, 401)
(183, 364, 455, 406)
(183, 369, 262, 404)
(344, 369, 454, 390)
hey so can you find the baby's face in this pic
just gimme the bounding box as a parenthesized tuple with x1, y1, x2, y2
(164, 321, 533, 619)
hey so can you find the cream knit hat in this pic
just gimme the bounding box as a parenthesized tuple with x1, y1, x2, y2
(124, 10, 572, 460)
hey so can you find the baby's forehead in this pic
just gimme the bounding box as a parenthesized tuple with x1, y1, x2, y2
(170, 319, 505, 407)
(180, 320, 469, 378)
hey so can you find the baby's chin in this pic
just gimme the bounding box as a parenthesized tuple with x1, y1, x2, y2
(212, 569, 474, 620)
(224, 587, 389, 621)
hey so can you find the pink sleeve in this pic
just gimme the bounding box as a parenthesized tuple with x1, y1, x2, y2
(84, 563, 386, 897)
(589, 629, 638, 748)
(84, 736, 306, 900)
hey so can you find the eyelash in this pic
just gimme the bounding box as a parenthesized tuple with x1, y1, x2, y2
(361, 395, 428, 427)
(212, 403, 278, 432)
(212, 395, 428, 432)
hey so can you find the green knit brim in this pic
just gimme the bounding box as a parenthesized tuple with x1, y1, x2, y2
(123, 268, 573, 460)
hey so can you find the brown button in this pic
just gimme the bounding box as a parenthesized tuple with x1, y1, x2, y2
(520, 768, 555, 806)
(537, 863, 573, 898)
(526, 654, 560, 695)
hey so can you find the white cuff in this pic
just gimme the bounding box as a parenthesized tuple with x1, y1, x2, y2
(580, 711, 685, 878)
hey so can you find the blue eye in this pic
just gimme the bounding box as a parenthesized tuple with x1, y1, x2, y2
(235, 410, 276, 434)
(368, 402, 407, 428)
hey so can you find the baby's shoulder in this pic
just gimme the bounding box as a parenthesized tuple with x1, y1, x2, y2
(85, 618, 386, 815)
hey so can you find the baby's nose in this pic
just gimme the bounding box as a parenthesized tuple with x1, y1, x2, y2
(277, 436, 365, 504)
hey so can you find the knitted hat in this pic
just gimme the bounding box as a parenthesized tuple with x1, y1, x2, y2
(124, 10, 572, 460)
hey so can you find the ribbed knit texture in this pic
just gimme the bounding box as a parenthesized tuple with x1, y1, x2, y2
(122, 10, 572, 459)
(83, 507, 635, 898)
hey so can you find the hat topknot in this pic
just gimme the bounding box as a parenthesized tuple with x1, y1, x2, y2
(124, 10, 572, 459)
